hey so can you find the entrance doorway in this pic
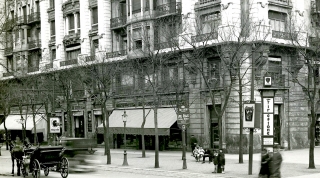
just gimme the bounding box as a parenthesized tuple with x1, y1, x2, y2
(274, 105, 281, 145)
(209, 105, 220, 148)
(74, 116, 84, 138)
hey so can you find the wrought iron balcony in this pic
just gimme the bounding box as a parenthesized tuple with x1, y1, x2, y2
(85, 55, 96, 62)
(191, 32, 218, 43)
(199, 0, 220, 5)
(4, 47, 13, 56)
(110, 16, 127, 29)
(3, 72, 13, 77)
(27, 66, 40, 73)
(62, 0, 80, 15)
(17, 15, 28, 25)
(272, 31, 297, 40)
(28, 12, 40, 24)
(45, 63, 53, 69)
(28, 39, 41, 50)
(63, 33, 81, 46)
(268, 0, 292, 7)
(60, 59, 78, 67)
(155, 2, 181, 17)
(154, 40, 178, 50)
(105, 50, 127, 59)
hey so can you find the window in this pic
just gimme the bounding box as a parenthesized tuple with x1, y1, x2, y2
(132, 0, 141, 14)
(121, 74, 134, 86)
(66, 48, 80, 60)
(133, 28, 142, 49)
(50, 0, 55, 8)
(91, 7, 98, 25)
(208, 58, 221, 84)
(51, 49, 56, 60)
(77, 13, 80, 32)
(269, 11, 287, 32)
(201, 11, 221, 34)
(7, 57, 13, 72)
(68, 14, 75, 34)
(50, 20, 55, 36)
(268, 57, 282, 85)
(91, 39, 99, 56)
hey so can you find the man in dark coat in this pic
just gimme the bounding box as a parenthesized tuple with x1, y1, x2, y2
(259, 148, 271, 178)
(217, 149, 225, 173)
(270, 145, 282, 178)
(202, 148, 213, 163)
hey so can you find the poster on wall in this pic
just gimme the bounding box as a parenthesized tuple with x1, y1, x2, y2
(50, 118, 60, 133)
(88, 111, 92, 132)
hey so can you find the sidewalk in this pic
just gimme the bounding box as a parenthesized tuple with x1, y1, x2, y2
(1, 146, 319, 178)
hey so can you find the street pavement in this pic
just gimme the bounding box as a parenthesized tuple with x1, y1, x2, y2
(0, 145, 320, 178)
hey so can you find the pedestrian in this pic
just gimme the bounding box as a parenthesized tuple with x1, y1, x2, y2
(259, 148, 271, 178)
(217, 148, 225, 174)
(270, 145, 282, 178)
(202, 148, 213, 164)
(212, 149, 219, 173)
(190, 135, 197, 156)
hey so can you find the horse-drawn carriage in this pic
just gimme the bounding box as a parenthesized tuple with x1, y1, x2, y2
(12, 145, 69, 178)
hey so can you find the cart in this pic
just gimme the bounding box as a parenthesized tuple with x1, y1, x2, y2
(21, 146, 69, 178)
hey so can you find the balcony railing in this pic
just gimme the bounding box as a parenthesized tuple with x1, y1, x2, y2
(63, 33, 81, 46)
(191, 32, 218, 43)
(4, 47, 13, 55)
(28, 39, 41, 50)
(45, 63, 53, 69)
(27, 66, 40, 73)
(85, 55, 96, 62)
(268, 0, 292, 7)
(3, 72, 13, 77)
(91, 24, 98, 32)
(106, 50, 127, 59)
(199, 0, 220, 5)
(17, 15, 27, 25)
(155, 2, 181, 17)
(110, 16, 127, 29)
(154, 40, 178, 50)
(272, 30, 297, 40)
(60, 59, 78, 67)
(28, 12, 40, 24)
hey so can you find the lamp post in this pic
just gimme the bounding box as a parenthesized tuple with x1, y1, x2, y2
(122, 110, 129, 166)
(177, 105, 189, 169)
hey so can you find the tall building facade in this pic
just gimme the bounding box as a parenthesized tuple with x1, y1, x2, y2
(1, 0, 320, 152)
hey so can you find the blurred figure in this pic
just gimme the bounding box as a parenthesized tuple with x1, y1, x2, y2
(190, 135, 197, 156)
(259, 148, 271, 178)
(270, 145, 282, 178)
(212, 149, 219, 173)
(202, 148, 213, 164)
(218, 149, 225, 174)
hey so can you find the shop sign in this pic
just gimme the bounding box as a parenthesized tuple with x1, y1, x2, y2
(263, 98, 274, 113)
(263, 137, 274, 145)
(263, 114, 274, 136)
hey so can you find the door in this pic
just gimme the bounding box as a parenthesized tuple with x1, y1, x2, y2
(74, 116, 85, 138)
(273, 105, 281, 145)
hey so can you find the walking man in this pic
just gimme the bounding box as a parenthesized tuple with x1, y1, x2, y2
(190, 135, 197, 156)
(271, 145, 282, 178)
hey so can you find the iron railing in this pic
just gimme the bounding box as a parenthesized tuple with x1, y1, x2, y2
(110, 16, 127, 28)
(60, 59, 78, 66)
(28, 12, 40, 24)
(191, 32, 218, 43)
(155, 2, 181, 17)
(28, 39, 41, 49)
(272, 31, 297, 40)
(105, 50, 127, 58)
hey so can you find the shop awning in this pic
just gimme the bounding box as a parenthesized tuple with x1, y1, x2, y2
(0, 114, 45, 132)
(97, 108, 177, 135)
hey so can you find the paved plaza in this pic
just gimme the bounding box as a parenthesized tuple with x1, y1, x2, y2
(0, 146, 319, 178)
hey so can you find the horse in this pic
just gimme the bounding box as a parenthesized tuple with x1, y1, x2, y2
(9, 141, 24, 176)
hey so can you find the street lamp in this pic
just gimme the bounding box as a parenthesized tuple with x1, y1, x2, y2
(122, 110, 129, 166)
(177, 105, 188, 169)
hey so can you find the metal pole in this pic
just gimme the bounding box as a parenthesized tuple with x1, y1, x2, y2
(122, 121, 128, 166)
(249, 45, 255, 175)
(182, 125, 187, 169)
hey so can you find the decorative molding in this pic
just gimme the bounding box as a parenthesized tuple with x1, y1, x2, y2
(221, 2, 233, 10)
(257, 2, 268, 8)
(295, 10, 304, 17)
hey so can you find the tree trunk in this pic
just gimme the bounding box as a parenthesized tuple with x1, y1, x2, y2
(102, 102, 111, 164)
(239, 77, 244, 163)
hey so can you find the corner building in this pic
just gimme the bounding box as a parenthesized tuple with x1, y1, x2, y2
(1, 0, 320, 153)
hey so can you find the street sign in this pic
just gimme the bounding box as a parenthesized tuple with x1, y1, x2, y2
(50, 118, 60, 133)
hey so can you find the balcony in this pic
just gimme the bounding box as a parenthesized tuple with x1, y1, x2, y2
(110, 16, 127, 29)
(45, 63, 53, 69)
(17, 15, 28, 25)
(268, 0, 292, 8)
(105, 50, 127, 59)
(155, 2, 181, 17)
(191, 32, 218, 43)
(49, 36, 56, 46)
(154, 40, 178, 50)
(28, 39, 41, 50)
(47, 7, 55, 21)
(60, 59, 78, 67)
(4, 47, 13, 56)
(89, 0, 97, 8)
(85, 55, 96, 62)
(3, 72, 13, 77)
(63, 33, 81, 46)
(28, 12, 40, 24)
(272, 31, 297, 40)
(62, 0, 80, 16)
(27, 66, 40, 73)
(195, 0, 221, 11)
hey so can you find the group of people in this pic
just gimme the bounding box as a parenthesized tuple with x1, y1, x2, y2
(190, 135, 225, 174)
(9, 136, 32, 176)
(259, 145, 283, 178)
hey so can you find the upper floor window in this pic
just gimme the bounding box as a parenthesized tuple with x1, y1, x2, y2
(133, 28, 142, 50)
(51, 48, 56, 60)
(208, 58, 221, 83)
(50, 20, 56, 37)
(91, 7, 98, 26)
(68, 14, 75, 34)
(268, 11, 287, 32)
(201, 11, 221, 34)
(132, 0, 141, 14)
(66, 48, 80, 60)
(50, 0, 55, 8)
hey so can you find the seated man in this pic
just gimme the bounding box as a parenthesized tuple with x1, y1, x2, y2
(202, 148, 213, 164)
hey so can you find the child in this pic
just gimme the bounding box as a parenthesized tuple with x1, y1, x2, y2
(212, 149, 219, 173)
(193, 146, 201, 162)
(218, 149, 225, 174)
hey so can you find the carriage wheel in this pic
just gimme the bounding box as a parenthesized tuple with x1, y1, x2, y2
(32, 159, 41, 178)
(44, 167, 49, 176)
(20, 160, 27, 177)
(60, 157, 69, 178)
